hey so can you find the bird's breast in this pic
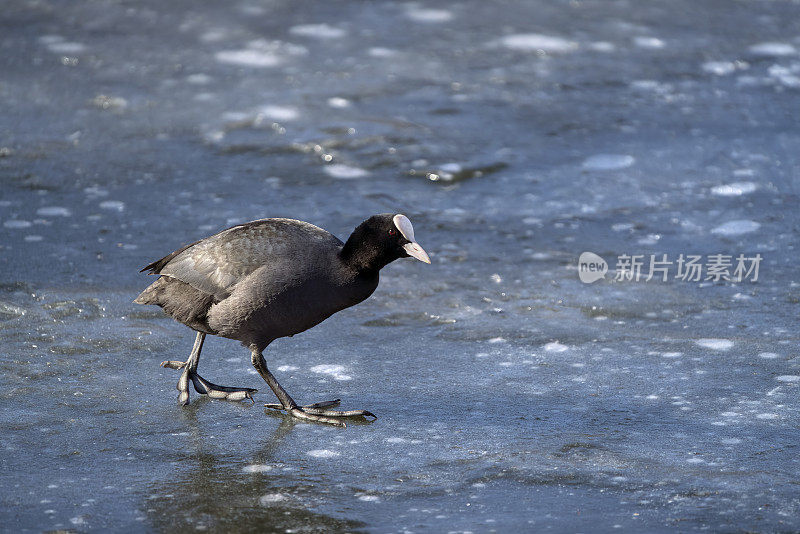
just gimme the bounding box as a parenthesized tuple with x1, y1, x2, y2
(206, 268, 378, 344)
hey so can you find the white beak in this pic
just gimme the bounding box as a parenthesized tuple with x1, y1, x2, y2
(394, 214, 431, 264)
(403, 241, 431, 264)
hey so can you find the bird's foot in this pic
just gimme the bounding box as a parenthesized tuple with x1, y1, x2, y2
(264, 399, 376, 427)
(189, 374, 257, 402)
(161, 360, 257, 405)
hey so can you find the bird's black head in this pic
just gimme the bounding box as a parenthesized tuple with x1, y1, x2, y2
(340, 213, 430, 273)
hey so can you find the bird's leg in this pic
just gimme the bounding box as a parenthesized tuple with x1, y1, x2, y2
(161, 331, 257, 405)
(250, 346, 376, 427)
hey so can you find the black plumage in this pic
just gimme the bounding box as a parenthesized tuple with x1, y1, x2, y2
(135, 213, 430, 425)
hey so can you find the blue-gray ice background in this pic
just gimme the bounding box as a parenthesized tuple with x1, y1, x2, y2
(2, 0, 800, 532)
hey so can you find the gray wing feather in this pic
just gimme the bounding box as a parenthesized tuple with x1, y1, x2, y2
(157, 219, 341, 300)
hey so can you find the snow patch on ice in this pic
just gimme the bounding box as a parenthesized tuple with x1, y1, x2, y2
(405, 8, 454, 23)
(186, 73, 212, 85)
(544, 342, 569, 353)
(259, 493, 287, 504)
(748, 42, 797, 57)
(633, 36, 665, 49)
(36, 206, 72, 217)
(327, 97, 351, 108)
(47, 41, 87, 54)
(243, 464, 273, 473)
(775, 375, 800, 383)
(323, 164, 369, 179)
(4, 220, 32, 229)
(696, 339, 734, 351)
(38, 35, 64, 45)
(630, 80, 673, 94)
(710, 220, 760, 236)
(702, 61, 737, 76)
(99, 200, 125, 211)
(767, 64, 800, 88)
(310, 364, 352, 381)
(637, 233, 661, 245)
(290, 24, 347, 39)
(256, 105, 299, 122)
(84, 186, 109, 198)
(216, 49, 282, 68)
(215, 41, 306, 68)
(710, 182, 758, 196)
(497, 34, 579, 54)
(589, 42, 615, 53)
(368, 47, 398, 58)
(582, 154, 635, 170)
(307, 449, 340, 458)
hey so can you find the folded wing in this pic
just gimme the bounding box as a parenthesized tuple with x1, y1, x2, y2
(141, 219, 341, 300)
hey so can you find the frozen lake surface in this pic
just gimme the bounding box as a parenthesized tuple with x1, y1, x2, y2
(2, 0, 800, 531)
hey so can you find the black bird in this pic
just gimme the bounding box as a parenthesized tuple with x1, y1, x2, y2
(135, 213, 430, 425)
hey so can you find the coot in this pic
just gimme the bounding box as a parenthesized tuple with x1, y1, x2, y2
(135, 213, 430, 426)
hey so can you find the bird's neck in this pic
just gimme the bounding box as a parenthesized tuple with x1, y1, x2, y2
(339, 242, 384, 274)
(339, 228, 391, 275)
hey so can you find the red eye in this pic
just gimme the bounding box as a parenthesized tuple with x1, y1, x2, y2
(388, 228, 397, 236)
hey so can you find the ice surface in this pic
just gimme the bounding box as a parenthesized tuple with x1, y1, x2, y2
(2, 0, 799, 532)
